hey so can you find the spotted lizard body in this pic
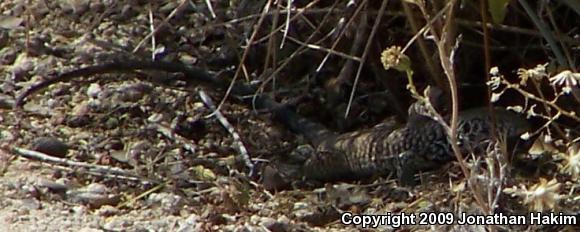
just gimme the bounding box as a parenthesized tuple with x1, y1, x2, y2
(270, 107, 530, 187)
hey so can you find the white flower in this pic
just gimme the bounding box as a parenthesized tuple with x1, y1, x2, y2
(561, 145, 580, 180)
(490, 93, 501, 102)
(504, 178, 561, 212)
(489, 66, 500, 76)
(549, 70, 580, 94)
(517, 63, 548, 85)
(487, 75, 501, 91)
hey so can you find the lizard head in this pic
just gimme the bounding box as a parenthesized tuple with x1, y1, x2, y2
(493, 107, 531, 139)
(457, 107, 530, 139)
(455, 107, 530, 155)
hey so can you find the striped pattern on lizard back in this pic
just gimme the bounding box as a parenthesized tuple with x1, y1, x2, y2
(296, 107, 529, 184)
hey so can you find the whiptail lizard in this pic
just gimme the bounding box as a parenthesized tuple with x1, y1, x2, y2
(267, 106, 530, 188)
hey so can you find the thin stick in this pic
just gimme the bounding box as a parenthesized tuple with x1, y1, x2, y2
(148, 4, 157, 60)
(204, 0, 217, 18)
(401, 1, 443, 90)
(518, 0, 567, 67)
(132, 0, 190, 53)
(213, 0, 273, 115)
(416, 0, 491, 214)
(10, 146, 158, 184)
(198, 90, 254, 175)
(345, 0, 386, 118)
(316, 0, 366, 72)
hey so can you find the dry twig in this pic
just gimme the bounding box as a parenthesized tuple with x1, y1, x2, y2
(199, 90, 254, 175)
(10, 146, 159, 184)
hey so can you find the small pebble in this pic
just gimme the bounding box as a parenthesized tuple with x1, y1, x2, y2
(0, 47, 17, 65)
(96, 205, 119, 217)
(30, 137, 69, 158)
(86, 83, 102, 99)
(1, 130, 15, 141)
(67, 183, 121, 208)
(36, 178, 69, 193)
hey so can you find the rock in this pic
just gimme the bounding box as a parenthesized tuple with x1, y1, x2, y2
(86, 83, 102, 99)
(95, 205, 119, 217)
(66, 115, 91, 128)
(0, 47, 17, 65)
(67, 183, 121, 208)
(30, 137, 69, 158)
(10, 53, 34, 81)
(36, 178, 69, 193)
(174, 116, 207, 140)
(0, 94, 14, 109)
(147, 192, 184, 214)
